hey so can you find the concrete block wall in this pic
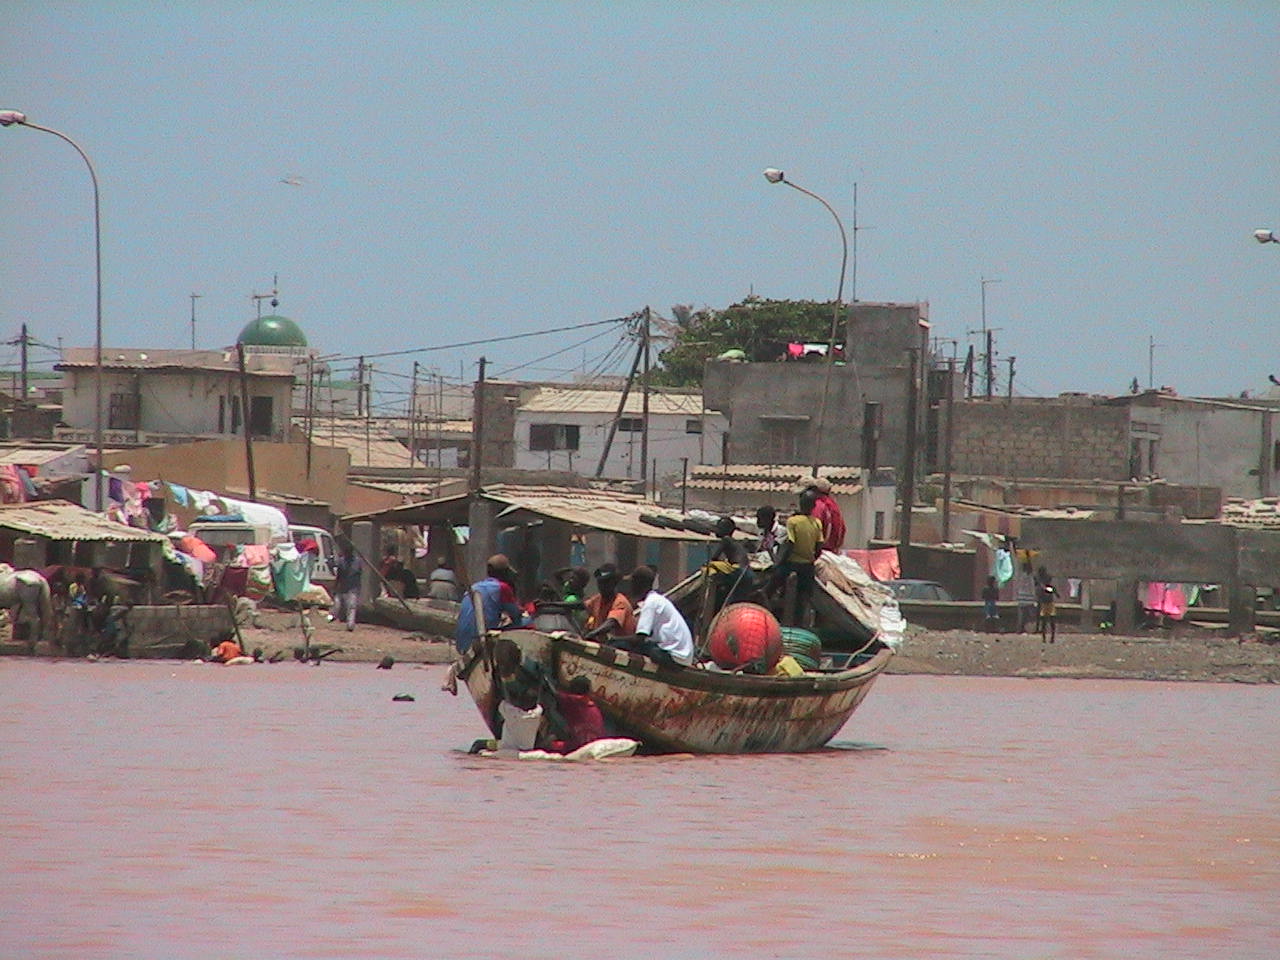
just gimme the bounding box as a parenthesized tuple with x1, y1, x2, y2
(951, 401, 1129, 480)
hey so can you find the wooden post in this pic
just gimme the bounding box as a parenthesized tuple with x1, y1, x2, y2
(235, 342, 257, 502)
(471, 356, 487, 493)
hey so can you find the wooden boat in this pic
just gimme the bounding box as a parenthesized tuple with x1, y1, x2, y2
(365, 596, 460, 636)
(458, 628, 893, 754)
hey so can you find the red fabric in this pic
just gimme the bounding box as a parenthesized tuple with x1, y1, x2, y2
(297, 538, 319, 555)
(555, 691, 606, 752)
(843, 548, 900, 582)
(812, 494, 846, 551)
(179, 535, 217, 564)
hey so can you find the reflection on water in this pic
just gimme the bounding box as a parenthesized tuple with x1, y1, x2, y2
(1, 662, 1276, 959)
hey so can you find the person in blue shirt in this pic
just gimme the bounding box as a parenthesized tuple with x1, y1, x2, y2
(444, 554, 530, 695)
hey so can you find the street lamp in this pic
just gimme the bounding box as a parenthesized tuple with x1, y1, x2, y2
(1, 110, 104, 510)
(1254, 229, 1278, 244)
(762, 167, 853, 475)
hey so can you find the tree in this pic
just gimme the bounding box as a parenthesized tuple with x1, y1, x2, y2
(652, 297, 841, 386)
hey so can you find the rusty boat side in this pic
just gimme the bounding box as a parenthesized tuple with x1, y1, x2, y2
(460, 628, 893, 754)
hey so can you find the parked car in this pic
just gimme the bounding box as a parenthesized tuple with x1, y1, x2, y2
(886, 579, 955, 602)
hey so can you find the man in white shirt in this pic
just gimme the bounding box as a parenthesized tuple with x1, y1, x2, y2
(609, 565, 695, 667)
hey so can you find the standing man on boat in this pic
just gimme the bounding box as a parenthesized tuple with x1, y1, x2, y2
(454, 554, 528, 655)
(808, 477, 846, 552)
(582, 563, 636, 642)
(778, 489, 824, 624)
(443, 554, 530, 695)
(610, 565, 695, 666)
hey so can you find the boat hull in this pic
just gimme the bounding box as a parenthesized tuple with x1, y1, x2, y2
(461, 629, 892, 754)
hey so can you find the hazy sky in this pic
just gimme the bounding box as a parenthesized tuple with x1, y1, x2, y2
(2, 1, 1277, 414)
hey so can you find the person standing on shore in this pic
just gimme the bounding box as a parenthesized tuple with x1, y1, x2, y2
(331, 544, 363, 632)
(982, 576, 1001, 633)
(1038, 573, 1058, 643)
(1013, 560, 1038, 634)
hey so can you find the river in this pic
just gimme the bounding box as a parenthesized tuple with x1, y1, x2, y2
(1, 660, 1275, 959)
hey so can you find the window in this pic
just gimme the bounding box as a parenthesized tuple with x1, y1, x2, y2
(685, 419, 703, 435)
(762, 422, 804, 463)
(108, 392, 140, 430)
(249, 396, 274, 437)
(529, 423, 580, 451)
(617, 417, 643, 433)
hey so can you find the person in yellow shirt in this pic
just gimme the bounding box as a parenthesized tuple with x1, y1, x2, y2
(778, 489, 825, 622)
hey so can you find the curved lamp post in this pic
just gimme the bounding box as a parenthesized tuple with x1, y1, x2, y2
(763, 168, 853, 475)
(1255, 229, 1278, 244)
(1, 110, 104, 510)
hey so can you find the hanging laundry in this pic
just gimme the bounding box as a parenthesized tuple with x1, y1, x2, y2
(167, 482, 190, 507)
(993, 548, 1014, 586)
(270, 543, 315, 601)
(842, 547, 901, 582)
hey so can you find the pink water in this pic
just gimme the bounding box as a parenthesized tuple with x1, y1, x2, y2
(1, 660, 1276, 960)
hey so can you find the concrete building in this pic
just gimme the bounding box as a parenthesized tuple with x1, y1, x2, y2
(513, 385, 726, 482)
(55, 347, 296, 446)
(470, 380, 725, 485)
(703, 301, 937, 476)
(948, 390, 1280, 500)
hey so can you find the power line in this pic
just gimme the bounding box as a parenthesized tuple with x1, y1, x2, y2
(320, 313, 637, 364)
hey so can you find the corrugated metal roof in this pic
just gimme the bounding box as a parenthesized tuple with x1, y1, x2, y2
(520, 386, 716, 417)
(0, 445, 85, 467)
(484, 484, 715, 541)
(58, 347, 296, 377)
(299, 417, 415, 468)
(0, 501, 168, 542)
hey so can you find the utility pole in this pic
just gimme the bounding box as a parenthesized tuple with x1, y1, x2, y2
(1148, 336, 1156, 389)
(470, 356, 487, 492)
(984, 330, 995, 400)
(408, 361, 419, 466)
(964, 344, 975, 399)
(899, 347, 919, 550)
(942, 358, 955, 542)
(1006, 356, 1016, 404)
(980, 276, 1001, 399)
(189, 293, 202, 350)
(304, 355, 314, 480)
(19, 323, 29, 411)
(641, 305, 651, 488)
(235, 342, 258, 502)
(356, 357, 365, 417)
(596, 317, 644, 478)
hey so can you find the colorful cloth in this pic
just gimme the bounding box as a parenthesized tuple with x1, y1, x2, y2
(842, 547, 900, 582)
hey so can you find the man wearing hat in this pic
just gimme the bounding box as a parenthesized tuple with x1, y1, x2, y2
(582, 563, 637, 642)
(808, 476, 846, 552)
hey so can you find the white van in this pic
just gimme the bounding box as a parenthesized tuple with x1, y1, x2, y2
(187, 520, 339, 589)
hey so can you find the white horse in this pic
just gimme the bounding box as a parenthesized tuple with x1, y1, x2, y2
(0, 564, 53, 651)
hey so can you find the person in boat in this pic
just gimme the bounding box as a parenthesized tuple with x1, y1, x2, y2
(553, 674, 606, 753)
(426, 557, 459, 601)
(209, 632, 244, 663)
(776, 489, 824, 624)
(609, 565, 695, 667)
(444, 555, 531, 696)
(582, 563, 637, 642)
(806, 477, 846, 552)
(755, 505, 788, 564)
(453, 554, 528, 655)
(708, 516, 755, 608)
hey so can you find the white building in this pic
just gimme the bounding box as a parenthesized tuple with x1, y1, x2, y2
(513, 385, 726, 482)
(55, 347, 295, 445)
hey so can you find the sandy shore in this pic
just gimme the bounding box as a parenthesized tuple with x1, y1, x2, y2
(236, 609, 1280, 684)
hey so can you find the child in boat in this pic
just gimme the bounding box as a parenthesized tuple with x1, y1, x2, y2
(553, 675, 606, 753)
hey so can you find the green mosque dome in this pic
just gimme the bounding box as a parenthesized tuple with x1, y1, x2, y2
(236, 314, 308, 348)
